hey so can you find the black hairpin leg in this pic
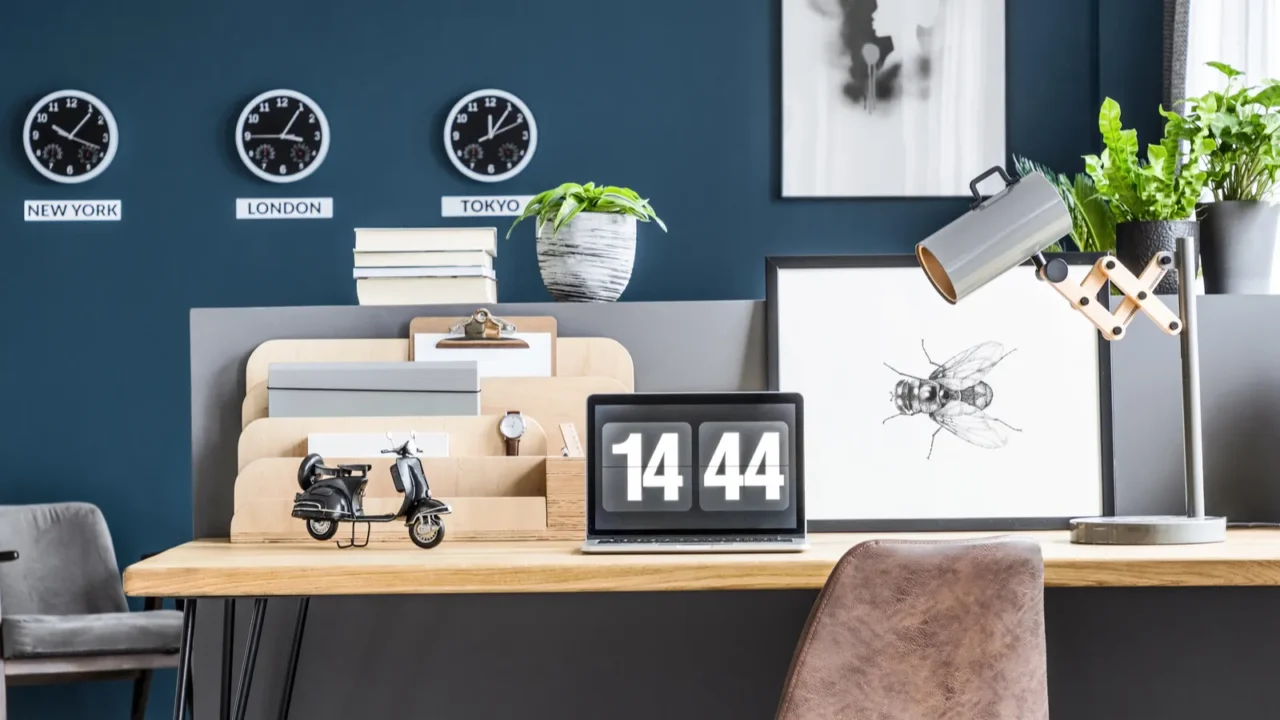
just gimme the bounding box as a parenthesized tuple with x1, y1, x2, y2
(232, 598, 269, 720)
(171, 599, 197, 720)
(276, 597, 311, 720)
(221, 599, 235, 720)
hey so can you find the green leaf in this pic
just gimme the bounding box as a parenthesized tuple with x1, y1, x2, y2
(1208, 61, 1243, 78)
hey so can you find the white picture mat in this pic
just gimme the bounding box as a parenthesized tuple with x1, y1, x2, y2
(308, 432, 450, 459)
(781, 0, 1006, 197)
(775, 263, 1104, 521)
(412, 332, 552, 378)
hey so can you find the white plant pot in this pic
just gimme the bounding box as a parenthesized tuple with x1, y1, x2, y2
(536, 212, 637, 302)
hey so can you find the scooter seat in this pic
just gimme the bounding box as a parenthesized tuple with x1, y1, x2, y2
(337, 464, 372, 473)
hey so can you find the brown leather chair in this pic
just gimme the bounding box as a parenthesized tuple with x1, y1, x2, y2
(776, 537, 1049, 720)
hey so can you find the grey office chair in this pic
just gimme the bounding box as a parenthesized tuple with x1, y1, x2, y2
(775, 536, 1049, 720)
(0, 503, 185, 720)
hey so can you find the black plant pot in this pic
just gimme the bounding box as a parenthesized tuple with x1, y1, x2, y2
(1198, 201, 1280, 294)
(1114, 220, 1199, 294)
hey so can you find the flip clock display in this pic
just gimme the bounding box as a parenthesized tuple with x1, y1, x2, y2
(599, 420, 793, 513)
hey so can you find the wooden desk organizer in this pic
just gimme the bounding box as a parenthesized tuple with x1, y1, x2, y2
(231, 415, 586, 543)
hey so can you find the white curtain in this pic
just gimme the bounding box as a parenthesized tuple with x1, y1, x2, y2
(1186, 0, 1280, 96)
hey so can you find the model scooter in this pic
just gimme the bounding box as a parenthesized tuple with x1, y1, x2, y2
(291, 432, 451, 549)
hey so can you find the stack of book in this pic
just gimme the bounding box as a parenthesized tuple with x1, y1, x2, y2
(353, 227, 498, 306)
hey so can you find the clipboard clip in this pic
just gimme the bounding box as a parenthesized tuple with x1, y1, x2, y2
(437, 308, 529, 349)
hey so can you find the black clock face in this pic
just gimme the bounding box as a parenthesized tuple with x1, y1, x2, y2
(24, 91, 118, 184)
(236, 90, 329, 183)
(446, 91, 537, 183)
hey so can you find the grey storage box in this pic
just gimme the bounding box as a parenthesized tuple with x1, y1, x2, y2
(268, 361, 480, 418)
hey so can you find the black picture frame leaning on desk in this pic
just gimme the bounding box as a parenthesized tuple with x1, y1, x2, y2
(766, 254, 1115, 532)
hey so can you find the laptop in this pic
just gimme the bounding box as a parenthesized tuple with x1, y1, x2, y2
(582, 392, 808, 554)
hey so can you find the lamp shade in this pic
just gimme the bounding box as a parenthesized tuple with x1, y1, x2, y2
(916, 170, 1072, 303)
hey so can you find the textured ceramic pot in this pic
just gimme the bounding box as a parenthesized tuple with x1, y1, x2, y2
(537, 212, 637, 302)
(1114, 220, 1199, 294)
(1198, 201, 1280, 294)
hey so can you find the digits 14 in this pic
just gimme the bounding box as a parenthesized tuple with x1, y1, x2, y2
(613, 433, 682, 501)
(705, 432, 784, 501)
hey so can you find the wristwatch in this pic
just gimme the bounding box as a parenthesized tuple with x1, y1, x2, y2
(499, 411, 526, 456)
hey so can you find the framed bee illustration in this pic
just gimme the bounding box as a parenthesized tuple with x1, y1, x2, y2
(766, 254, 1113, 532)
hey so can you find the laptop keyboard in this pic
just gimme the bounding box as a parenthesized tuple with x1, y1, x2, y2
(594, 536, 794, 544)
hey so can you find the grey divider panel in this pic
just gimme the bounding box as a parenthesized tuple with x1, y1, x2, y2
(1109, 294, 1280, 521)
(191, 301, 766, 537)
(188, 296, 1280, 720)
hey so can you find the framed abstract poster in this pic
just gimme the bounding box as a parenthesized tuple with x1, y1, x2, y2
(781, 0, 1007, 197)
(766, 255, 1114, 531)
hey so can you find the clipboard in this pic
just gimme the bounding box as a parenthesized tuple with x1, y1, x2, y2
(409, 309, 558, 375)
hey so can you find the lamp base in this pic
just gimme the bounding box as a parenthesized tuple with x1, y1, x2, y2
(1068, 515, 1227, 545)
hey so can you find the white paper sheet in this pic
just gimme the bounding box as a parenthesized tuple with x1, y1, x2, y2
(412, 332, 552, 377)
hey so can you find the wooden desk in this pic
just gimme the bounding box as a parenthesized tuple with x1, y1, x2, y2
(124, 529, 1280, 599)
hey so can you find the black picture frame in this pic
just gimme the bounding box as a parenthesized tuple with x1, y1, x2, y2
(765, 253, 1115, 532)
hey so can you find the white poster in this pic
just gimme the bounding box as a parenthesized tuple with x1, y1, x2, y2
(772, 259, 1106, 524)
(782, 0, 1006, 197)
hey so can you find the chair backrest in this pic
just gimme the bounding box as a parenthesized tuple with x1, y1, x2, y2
(0, 503, 129, 616)
(776, 537, 1049, 720)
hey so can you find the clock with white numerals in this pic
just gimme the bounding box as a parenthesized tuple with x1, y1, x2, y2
(444, 89, 537, 183)
(23, 90, 118, 184)
(236, 89, 330, 183)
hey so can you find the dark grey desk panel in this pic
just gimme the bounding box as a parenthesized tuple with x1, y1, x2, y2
(191, 301, 767, 538)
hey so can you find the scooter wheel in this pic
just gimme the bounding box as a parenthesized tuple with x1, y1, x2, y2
(409, 516, 445, 549)
(306, 519, 338, 541)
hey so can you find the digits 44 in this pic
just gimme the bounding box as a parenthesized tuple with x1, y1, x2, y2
(611, 432, 784, 502)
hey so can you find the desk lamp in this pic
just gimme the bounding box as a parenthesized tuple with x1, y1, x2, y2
(914, 166, 1226, 545)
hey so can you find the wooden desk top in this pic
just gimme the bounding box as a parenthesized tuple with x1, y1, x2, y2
(123, 530, 1280, 597)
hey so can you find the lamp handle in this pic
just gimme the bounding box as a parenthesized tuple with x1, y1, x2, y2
(968, 165, 1017, 207)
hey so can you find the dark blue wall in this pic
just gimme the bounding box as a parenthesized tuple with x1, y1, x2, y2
(0, 0, 1162, 716)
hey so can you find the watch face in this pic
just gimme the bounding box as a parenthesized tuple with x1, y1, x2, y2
(236, 89, 329, 183)
(445, 89, 537, 183)
(24, 90, 118, 184)
(500, 413, 526, 439)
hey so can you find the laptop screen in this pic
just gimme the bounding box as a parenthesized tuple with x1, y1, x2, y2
(587, 393, 804, 536)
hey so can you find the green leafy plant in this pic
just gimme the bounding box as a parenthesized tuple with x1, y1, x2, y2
(1165, 62, 1280, 201)
(1083, 97, 1212, 222)
(506, 182, 666, 239)
(1012, 156, 1116, 253)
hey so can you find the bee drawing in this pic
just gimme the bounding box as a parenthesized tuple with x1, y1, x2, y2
(883, 340, 1021, 459)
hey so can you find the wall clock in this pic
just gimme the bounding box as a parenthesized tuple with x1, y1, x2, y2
(235, 89, 330, 183)
(444, 89, 537, 183)
(23, 90, 118, 184)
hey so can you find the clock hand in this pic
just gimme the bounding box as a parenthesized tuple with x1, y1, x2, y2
(69, 110, 92, 139)
(278, 106, 303, 138)
(61, 134, 101, 150)
(488, 119, 523, 139)
(487, 114, 493, 139)
(51, 125, 72, 139)
(485, 106, 511, 141)
(279, 134, 304, 142)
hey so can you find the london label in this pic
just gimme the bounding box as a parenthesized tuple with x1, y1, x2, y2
(24, 200, 122, 222)
(440, 195, 533, 218)
(236, 197, 333, 220)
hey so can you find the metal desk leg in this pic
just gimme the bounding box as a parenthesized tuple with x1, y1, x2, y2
(276, 597, 310, 720)
(171, 599, 197, 720)
(232, 598, 269, 720)
(221, 599, 235, 720)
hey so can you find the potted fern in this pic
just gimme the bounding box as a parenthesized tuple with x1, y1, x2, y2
(1168, 62, 1280, 294)
(508, 183, 666, 302)
(1084, 97, 1211, 293)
